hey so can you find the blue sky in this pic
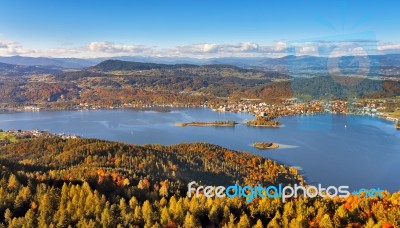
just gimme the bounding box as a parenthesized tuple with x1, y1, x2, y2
(0, 0, 399, 58)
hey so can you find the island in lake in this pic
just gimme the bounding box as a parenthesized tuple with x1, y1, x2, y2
(245, 116, 281, 127)
(396, 123, 400, 129)
(253, 142, 280, 149)
(176, 120, 237, 127)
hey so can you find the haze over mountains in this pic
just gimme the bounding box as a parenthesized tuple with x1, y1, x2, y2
(0, 54, 400, 79)
(0, 56, 98, 69)
(0, 54, 400, 69)
(0, 62, 61, 76)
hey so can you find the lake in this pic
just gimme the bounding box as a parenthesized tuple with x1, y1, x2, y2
(0, 108, 399, 192)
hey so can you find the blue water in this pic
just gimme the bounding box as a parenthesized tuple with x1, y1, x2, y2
(0, 108, 399, 192)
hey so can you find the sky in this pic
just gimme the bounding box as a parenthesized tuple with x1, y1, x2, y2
(1, 0, 400, 58)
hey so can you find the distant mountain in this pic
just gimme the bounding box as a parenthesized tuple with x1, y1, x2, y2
(0, 62, 16, 71)
(88, 60, 287, 79)
(101, 54, 400, 70)
(90, 60, 199, 71)
(1, 54, 400, 72)
(101, 56, 266, 67)
(90, 59, 264, 71)
(0, 56, 98, 69)
(0, 62, 61, 76)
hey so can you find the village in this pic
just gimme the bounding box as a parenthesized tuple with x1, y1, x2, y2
(211, 97, 400, 123)
(0, 129, 79, 145)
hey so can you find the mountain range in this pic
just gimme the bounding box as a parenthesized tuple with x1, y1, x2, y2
(0, 54, 400, 70)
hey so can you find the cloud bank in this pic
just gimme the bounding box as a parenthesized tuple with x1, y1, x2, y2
(0, 40, 35, 55)
(1, 38, 400, 58)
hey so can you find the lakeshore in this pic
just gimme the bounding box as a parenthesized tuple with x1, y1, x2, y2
(0, 109, 398, 191)
(1, 96, 399, 127)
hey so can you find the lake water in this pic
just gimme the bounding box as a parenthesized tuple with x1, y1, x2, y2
(0, 108, 399, 192)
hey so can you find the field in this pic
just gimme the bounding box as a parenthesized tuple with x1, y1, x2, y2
(382, 110, 400, 119)
(0, 132, 17, 142)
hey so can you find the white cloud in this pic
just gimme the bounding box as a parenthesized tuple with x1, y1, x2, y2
(287, 40, 383, 57)
(296, 45, 319, 56)
(87, 41, 150, 54)
(0, 40, 289, 58)
(379, 44, 400, 51)
(46, 47, 81, 56)
(0, 40, 35, 55)
(377, 42, 400, 53)
(2, 38, 400, 58)
(328, 45, 369, 58)
(274, 41, 286, 51)
(235, 42, 259, 52)
(201, 44, 218, 52)
(174, 43, 219, 54)
(172, 41, 286, 57)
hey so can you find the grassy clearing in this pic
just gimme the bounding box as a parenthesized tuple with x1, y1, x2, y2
(383, 110, 400, 118)
(0, 132, 17, 142)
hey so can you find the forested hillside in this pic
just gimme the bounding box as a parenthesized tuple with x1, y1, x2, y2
(0, 60, 400, 111)
(0, 137, 399, 227)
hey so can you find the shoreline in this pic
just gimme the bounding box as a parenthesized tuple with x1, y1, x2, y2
(1, 108, 398, 192)
(2, 105, 398, 121)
